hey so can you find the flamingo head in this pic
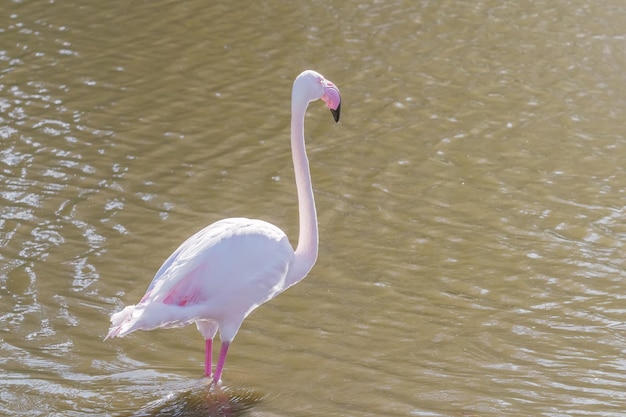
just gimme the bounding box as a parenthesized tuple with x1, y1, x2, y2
(294, 70, 341, 122)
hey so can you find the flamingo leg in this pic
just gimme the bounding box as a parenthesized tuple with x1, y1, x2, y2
(204, 339, 213, 377)
(212, 341, 230, 383)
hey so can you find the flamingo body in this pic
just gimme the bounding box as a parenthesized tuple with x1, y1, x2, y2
(108, 218, 294, 342)
(106, 70, 341, 383)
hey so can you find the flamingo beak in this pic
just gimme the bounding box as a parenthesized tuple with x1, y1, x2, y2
(330, 102, 341, 123)
(322, 80, 341, 123)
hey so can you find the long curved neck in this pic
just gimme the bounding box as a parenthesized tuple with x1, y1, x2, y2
(286, 97, 318, 287)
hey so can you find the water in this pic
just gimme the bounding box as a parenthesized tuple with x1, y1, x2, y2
(2, 0, 626, 415)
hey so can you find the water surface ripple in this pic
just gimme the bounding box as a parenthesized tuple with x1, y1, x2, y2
(1, 1, 626, 416)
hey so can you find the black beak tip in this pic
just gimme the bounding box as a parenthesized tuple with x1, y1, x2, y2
(330, 102, 341, 123)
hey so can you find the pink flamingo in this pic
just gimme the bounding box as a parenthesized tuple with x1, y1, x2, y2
(105, 70, 341, 384)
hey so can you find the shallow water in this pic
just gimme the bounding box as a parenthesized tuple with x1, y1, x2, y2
(2, 0, 626, 416)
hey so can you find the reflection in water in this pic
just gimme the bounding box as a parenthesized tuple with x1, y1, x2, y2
(131, 379, 264, 417)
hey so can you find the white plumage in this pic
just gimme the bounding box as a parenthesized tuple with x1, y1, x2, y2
(106, 70, 342, 383)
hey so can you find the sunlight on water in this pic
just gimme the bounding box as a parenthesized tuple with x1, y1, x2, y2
(2, 0, 626, 416)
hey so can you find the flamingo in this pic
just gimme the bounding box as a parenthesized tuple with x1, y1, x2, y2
(105, 70, 341, 384)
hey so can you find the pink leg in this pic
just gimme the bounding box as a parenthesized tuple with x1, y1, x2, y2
(212, 341, 230, 383)
(204, 339, 212, 377)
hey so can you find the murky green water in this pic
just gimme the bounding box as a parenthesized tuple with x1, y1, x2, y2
(2, 1, 626, 416)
